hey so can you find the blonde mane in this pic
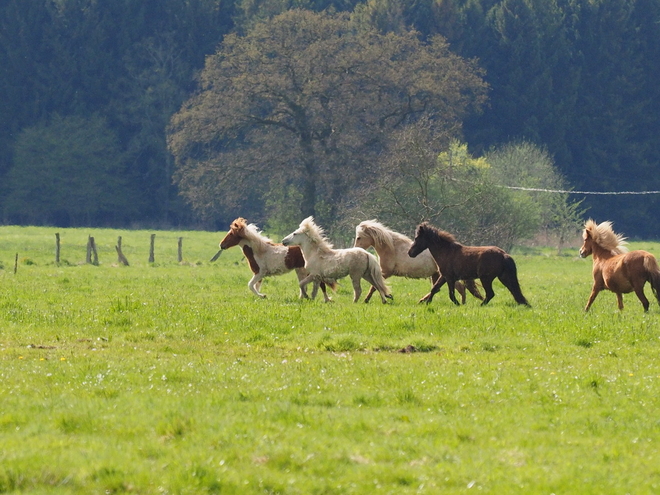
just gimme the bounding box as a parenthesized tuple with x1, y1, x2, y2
(356, 220, 405, 250)
(299, 216, 334, 250)
(231, 217, 275, 248)
(584, 219, 628, 254)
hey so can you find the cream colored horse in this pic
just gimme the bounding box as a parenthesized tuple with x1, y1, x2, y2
(219, 218, 330, 299)
(282, 217, 392, 303)
(354, 220, 483, 303)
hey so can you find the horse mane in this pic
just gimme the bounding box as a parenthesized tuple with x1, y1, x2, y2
(357, 220, 403, 250)
(584, 219, 628, 254)
(299, 216, 334, 251)
(230, 217, 275, 248)
(418, 222, 458, 245)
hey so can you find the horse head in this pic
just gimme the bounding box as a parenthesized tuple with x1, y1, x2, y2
(283, 216, 331, 250)
(219, 217, 247, 250)
(354, 224, 375, 250)
(408, 223, 431, 258)
(580, 219, 628, 258)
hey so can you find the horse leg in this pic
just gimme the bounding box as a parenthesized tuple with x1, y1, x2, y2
(455, 281, 467, 304)
(248, 274, 266, 298)
(584, 286, 601, 311)
(480, 278, 496, 306)
(447, 280, 461, 306)
(351, 276, 362, 303)
(615, 292, 625, 310)
(464, 279, 484, 301)
(420, 276, 446, 304)
(633, 284, 650, 312)
(363, 285, 377, 303)
(295, 268, 311, 299)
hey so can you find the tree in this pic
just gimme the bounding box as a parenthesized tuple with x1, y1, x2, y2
(168, 9, 487, 228)
(4, 115, 139, 226)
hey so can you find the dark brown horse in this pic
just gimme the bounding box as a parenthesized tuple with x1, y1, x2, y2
(580, 219, 660, 311)
(408, 222, 530, 306)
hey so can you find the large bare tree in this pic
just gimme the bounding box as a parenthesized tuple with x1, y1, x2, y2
(168, 9, 487, 227)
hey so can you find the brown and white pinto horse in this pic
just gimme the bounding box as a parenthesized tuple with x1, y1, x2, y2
(580, 219, 660, 311)
(219, 218, 330, 299)
(354, 220, 483, 303)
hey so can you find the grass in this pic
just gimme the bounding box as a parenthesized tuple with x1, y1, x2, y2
(1, 226, 660, 493)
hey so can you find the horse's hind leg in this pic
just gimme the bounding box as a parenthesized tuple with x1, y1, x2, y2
(616, 292, 626, 310)
(480, 278, 496, 305)
(633, 285, 649, 311)
(363, 285, 377, 303)
(455, 281, 467, 304)
(351, 276, 362, 303)
(464, 279, 484, 301)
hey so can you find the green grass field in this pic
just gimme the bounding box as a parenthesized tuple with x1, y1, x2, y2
(1, 226, 660, 494)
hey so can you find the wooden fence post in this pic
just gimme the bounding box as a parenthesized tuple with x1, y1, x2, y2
(149, 234, 156, 263)
(178, 237, 183, 263)
(14, 253, 18, 274)
(116, 236, 130, 266)
(55, 233, 60, 264)
(86, 236, 92, 264)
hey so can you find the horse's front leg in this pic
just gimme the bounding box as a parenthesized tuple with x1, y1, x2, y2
(295, 268, 310, 299)
(248, 274, 266, 298)
(584, 286, 601, 311)
(447, 280, 461, 306)
(420, 276, 446, 304)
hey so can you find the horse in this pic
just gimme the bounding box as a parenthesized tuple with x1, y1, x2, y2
(579, 219, 660, 311)
(282, 216, 392, 303)
(354, 220, 484, 304)
(408, 222, 530, 307)
(219, 218, 331, 299)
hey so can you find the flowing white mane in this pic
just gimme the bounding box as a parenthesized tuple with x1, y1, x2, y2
(242, 223, 275, 246)
(584, 219, 628, 255)
(299, 216, 333, 250)
(357, 220, 411, 250)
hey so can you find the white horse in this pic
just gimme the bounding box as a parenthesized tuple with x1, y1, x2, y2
(354, 220, 483, 303)
(219, 218, 331, 299)
(282, 217, 392, 303)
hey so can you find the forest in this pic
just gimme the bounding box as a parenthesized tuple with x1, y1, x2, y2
(1, 0, 659, 239)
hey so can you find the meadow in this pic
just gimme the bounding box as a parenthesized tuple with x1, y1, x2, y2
(1, 225, 660, 494)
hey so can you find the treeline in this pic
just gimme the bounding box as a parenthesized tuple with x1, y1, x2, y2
(1, 0, 659, 237)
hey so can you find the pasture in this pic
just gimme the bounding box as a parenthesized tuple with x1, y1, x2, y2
(1, 225, 660, 494)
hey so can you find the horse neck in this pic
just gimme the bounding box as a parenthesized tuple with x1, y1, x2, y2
(590, 242, 616, 262)
(241, 232, 274, 255)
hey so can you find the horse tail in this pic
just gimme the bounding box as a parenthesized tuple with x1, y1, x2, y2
(366, 252, 391, 298)
(501, 255, 530, 306)
(644, 255, 660, 305)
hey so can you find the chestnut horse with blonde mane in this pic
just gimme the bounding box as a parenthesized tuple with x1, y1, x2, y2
(354, 220, 483, 303)
(282, 217, 392, 303)
(579, 219, 660, 311)
(219, 218, 330, 299)
(408, 222, 530, 306)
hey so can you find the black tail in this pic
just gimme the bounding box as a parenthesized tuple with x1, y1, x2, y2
(499, 256, 530, 306)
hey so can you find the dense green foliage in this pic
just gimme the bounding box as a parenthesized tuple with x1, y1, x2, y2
(2, 226, 660, 493)
(1, 0, 659, 236)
